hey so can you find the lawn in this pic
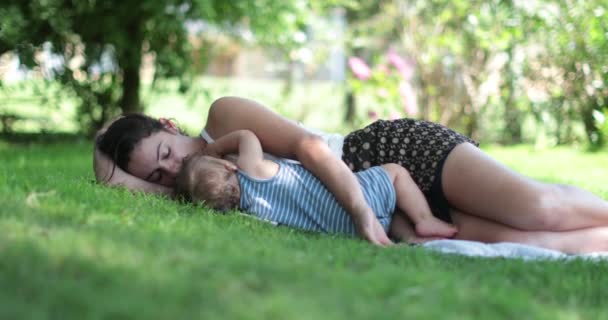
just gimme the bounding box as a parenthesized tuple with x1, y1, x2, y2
(0, 77, 349, 136)
(1, 138, 607, 320)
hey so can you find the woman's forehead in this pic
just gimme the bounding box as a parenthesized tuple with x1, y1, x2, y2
(136, 132, 164, 156)
(128, 132, 165, 174)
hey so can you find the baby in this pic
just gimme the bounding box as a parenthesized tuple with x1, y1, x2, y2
(175, 130, 457, 241)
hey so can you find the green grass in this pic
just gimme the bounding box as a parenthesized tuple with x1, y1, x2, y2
(1, 140, 608, 320)
(1, 77, 348, 135)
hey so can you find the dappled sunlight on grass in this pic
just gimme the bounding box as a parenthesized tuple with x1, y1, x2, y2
(1, 141, 608, 319)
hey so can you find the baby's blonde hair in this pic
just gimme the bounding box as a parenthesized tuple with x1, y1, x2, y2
(175, 153, 240, 211)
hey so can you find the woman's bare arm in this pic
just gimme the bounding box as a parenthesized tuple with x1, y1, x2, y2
(93, 124, 172, 196)
(205, 96, 392, 245)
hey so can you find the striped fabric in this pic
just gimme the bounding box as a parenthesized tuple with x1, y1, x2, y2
(238, 160, 396, 235)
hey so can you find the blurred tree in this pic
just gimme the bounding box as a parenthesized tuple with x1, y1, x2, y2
(537, 0, 608, 147)
(0, 0, 304, 134)
(329, 0, 606, 147)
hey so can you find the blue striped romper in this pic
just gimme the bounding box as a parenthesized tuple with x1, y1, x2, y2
(238, 160, 396, 236)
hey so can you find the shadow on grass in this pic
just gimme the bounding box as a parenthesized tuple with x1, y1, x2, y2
(0, 238, 220, 320)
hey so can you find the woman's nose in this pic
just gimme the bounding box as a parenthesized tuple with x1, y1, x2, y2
(161, 157, 182, 177)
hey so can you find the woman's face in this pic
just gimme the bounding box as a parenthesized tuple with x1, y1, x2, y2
(128, 130, 203, 187)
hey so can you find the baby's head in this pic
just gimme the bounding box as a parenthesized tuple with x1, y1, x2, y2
(175, 152, 240, 211)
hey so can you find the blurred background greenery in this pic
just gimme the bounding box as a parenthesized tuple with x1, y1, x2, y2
(1, 4, 607, 318)
(1, 0, 607, 148)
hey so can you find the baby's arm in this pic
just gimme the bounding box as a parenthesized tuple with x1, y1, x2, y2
(203, 129, 265, 174)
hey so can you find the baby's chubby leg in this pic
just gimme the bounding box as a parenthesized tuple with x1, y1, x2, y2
(381, 163, 457, 238)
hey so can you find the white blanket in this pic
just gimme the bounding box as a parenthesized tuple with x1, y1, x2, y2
(420, 239, 608, 261)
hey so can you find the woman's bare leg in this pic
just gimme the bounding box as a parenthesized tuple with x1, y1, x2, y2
(442, 143, 608, 231)
(451, 210, 608, 254)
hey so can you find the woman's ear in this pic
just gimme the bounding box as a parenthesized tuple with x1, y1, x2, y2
(160, 118, 179, 134)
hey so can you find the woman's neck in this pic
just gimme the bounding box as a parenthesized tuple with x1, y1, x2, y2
(192, 136, 208, 151)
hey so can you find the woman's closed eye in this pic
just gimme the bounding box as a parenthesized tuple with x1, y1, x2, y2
(163, 147, 171, 159)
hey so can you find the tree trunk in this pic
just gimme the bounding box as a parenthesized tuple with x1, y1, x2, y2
(344, 90, 356, 124)
(120, 52, 142, 114)
(465, 112, 478, 141)
(582, 100, 604, 148)
(119, 21, 143, 114)
(502, 45, 522, 144)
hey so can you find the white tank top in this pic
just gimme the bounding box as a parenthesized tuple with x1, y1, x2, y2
(199, 123, 345, 163)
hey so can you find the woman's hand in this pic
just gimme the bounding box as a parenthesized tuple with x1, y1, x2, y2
(296, 136, 393, 247)
(353, 207, 394, 246)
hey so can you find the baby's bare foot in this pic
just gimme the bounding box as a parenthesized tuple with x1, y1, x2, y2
(415, 218, 458, 238)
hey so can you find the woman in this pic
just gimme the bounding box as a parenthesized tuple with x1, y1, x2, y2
(94, 96, 608, 253)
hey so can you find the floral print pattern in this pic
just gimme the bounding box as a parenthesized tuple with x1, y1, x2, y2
(342, 119, 478, 222)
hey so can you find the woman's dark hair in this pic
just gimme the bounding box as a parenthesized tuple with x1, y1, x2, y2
(96, 114, 164, 176)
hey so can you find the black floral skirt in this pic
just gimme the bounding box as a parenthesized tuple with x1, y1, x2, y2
(342, 119, 478, 223)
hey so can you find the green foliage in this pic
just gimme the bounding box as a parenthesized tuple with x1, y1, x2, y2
(2, 0, 607, 146)
(346, 53, 417, 127)
(536, 0, 608, 147)
(339, 0, 608, 147)
(0, 0, 307, 135)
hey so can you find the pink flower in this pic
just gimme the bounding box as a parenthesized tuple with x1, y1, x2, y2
(389, 111, 402, 120)
(377, 64, 389, 74)
(387, 49, 414, 80)
(376, 88, 389, 98)
(367, 110, 379, 120)
(348, 57, 372, 80)
(399, 82, 418, 116)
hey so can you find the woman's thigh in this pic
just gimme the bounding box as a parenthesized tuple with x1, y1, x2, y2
(442, 143, 555, 230)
